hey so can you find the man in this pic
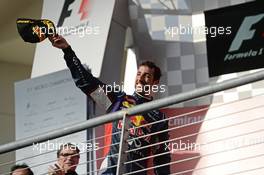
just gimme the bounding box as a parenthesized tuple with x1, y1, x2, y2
(48, 143, 80, 175)
(10, 164, 34, 175)
(49, 35, 170, 175)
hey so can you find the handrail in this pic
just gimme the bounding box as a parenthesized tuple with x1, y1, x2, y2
(1, 69, 264, 154)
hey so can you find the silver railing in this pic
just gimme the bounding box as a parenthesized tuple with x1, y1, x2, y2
(1, 69, 264, 174)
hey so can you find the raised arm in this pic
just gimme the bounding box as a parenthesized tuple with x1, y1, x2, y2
(49, 35, 117, 111)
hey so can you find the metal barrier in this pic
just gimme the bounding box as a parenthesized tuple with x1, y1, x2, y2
(1, 69, 264, 174)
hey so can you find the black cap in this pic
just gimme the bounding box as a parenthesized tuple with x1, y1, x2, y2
(16, 18, 56, 43)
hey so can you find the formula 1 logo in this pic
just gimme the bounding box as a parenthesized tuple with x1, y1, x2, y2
(57, 0, 90, 27)
(228, 14, 264, 52)
(205, 1, 264, 77)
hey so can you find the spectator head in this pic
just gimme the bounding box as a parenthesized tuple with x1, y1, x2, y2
(56, 143, 80, 172)
(10, 164, 33, 175)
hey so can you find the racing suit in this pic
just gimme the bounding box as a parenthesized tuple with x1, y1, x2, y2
(62, 46, 171, 175)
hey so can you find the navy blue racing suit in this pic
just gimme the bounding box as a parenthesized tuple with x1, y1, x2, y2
(62, 46, 171, 175)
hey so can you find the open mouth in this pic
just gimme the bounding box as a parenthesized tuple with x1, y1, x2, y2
(136, 80, 147, 87)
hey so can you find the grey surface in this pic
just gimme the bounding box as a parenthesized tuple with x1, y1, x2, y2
(128, 0, 262, 107)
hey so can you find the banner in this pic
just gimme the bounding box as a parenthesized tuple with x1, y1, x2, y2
(205, 1, 264, 77)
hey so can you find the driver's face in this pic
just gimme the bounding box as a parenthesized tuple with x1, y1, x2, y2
(134, 65, 158, 96)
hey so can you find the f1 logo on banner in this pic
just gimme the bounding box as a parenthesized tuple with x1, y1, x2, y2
(205, 1, 264, 77)
(229, 14, 264, 52)
(58, 0, 89, 27)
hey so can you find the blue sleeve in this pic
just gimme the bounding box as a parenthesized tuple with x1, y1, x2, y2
(62, 46, 117, 110)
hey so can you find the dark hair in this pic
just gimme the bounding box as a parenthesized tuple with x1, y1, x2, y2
(57, 143, 80, 158)
(139, 61, 162, 81)
(10, 164, 34, 175)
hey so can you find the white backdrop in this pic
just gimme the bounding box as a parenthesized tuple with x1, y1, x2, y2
(15, 69, 89, 174)
(31, 0, 116, 78)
